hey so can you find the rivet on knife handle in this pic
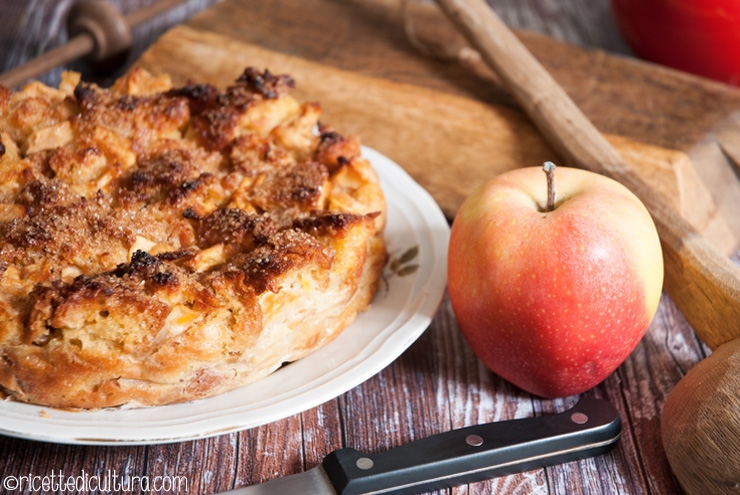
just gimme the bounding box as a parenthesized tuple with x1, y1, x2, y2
(321, 397, 621, 495)
(433, 0, 740, 350)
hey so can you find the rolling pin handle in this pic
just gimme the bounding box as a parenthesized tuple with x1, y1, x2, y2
(66, 0, 132, 70)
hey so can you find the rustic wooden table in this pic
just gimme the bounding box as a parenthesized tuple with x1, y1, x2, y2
(0, 1, 728, 494)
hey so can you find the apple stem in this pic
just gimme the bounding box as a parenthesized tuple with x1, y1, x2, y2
(544, 161, 556, 211)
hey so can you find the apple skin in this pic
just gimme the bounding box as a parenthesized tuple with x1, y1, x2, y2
(447, 166, 664, 398)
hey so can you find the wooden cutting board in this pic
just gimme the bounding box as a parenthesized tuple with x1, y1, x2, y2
(136, 0, 740, 255)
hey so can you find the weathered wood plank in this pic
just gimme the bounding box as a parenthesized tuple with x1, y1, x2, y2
(430, 297, 548, 495)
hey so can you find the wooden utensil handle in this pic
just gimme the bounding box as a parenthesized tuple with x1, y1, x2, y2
(0, 0, 186, 89)
(434, 0, 740, 349)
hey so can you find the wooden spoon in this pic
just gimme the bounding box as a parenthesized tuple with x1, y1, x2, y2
(432, 0, 740, 350)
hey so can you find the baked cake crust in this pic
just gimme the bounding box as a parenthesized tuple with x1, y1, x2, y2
(0, 67, 386, 409)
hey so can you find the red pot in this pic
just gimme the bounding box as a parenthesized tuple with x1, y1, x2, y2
(611, 0, 740, 85)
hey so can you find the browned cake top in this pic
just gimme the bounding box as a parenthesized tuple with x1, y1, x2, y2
(0, 67, 386, 408)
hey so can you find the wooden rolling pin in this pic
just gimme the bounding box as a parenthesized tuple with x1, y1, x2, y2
(0, 0, 185, 89)
(433, 0, 740, 350)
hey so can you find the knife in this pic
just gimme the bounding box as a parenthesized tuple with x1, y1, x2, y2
(219, 397, 621, 495)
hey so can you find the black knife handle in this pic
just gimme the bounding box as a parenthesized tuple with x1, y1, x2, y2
(322, 397, 621, 495)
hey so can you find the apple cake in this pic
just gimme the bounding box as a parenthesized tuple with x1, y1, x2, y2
(0, 67, 386, 409)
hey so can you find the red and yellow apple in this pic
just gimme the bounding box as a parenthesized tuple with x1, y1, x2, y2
(447, 164, 664, 398)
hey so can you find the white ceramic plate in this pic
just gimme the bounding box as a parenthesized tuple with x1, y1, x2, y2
(0, 147, 450, 445)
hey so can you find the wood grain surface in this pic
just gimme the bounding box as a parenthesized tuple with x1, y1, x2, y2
(2, 1, 739, 494)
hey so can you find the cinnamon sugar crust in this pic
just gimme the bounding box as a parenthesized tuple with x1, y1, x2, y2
(0, 67, 386, 409)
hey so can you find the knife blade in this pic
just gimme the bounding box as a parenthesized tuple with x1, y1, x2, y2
(219, 397, 621, 495)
